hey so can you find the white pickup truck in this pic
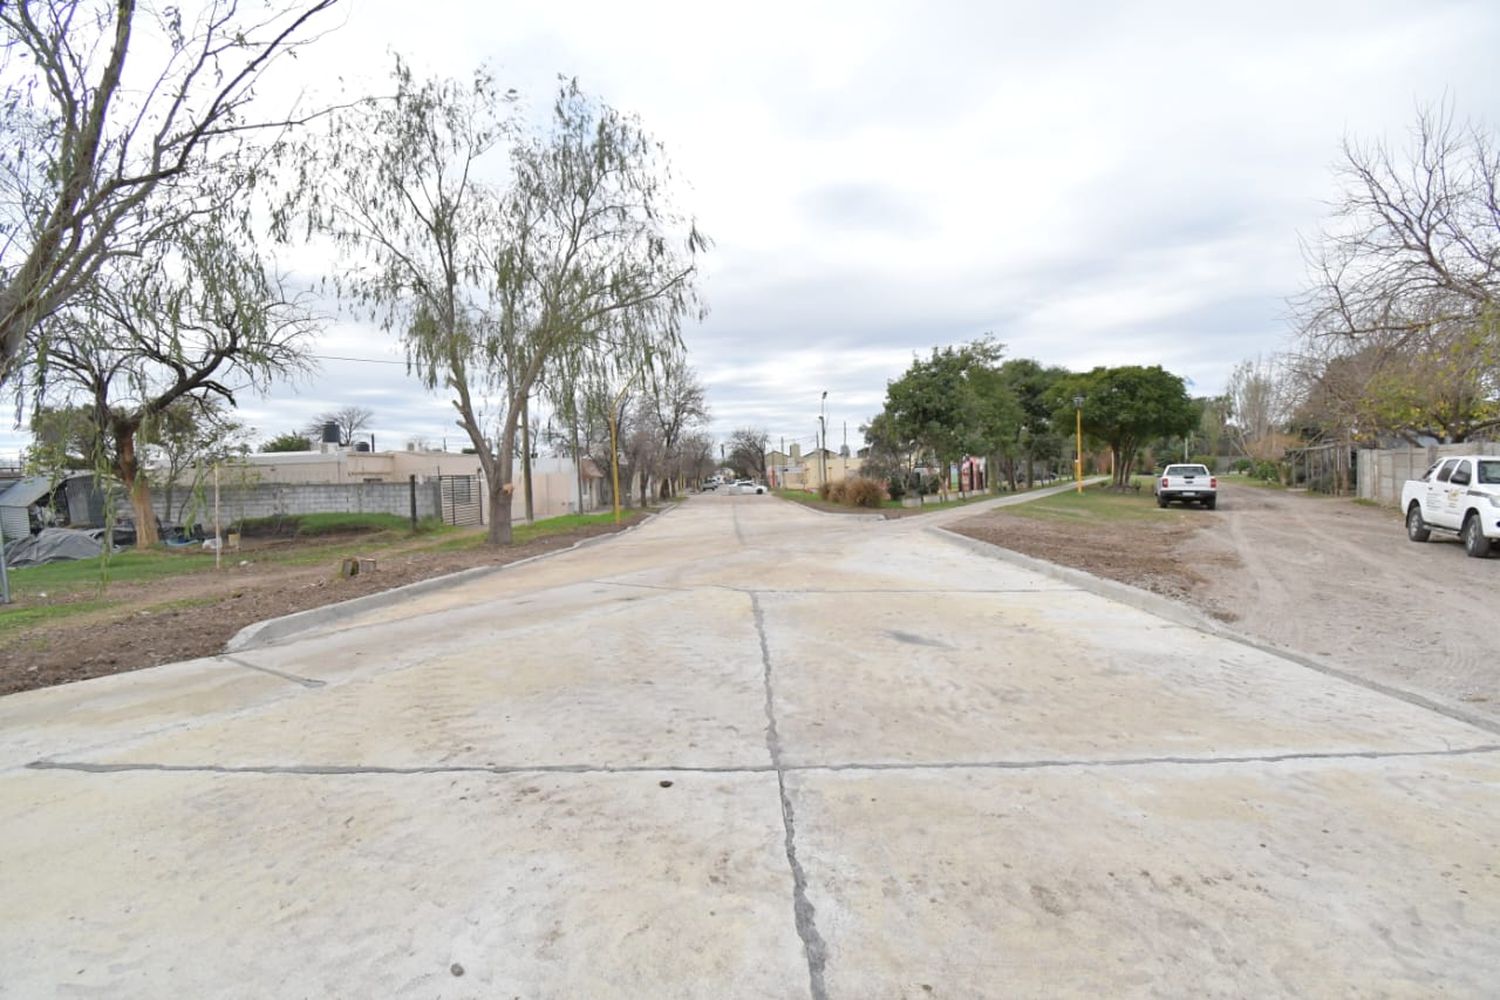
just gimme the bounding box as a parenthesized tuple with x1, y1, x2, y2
(1154, 464, 1217, 509)
(1402, 455, 1500, 558)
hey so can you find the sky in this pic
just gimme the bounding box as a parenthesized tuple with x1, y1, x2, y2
(7, 0, 1500, 460)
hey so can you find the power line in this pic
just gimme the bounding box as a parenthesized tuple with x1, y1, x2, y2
(309, 353, 408, 366)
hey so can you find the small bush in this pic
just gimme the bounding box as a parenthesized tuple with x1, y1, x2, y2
(825, 480, 848, 504)
(1252, 460, 1281, 483)
(1232, 458, 1253, 473)
(885, 477, 906, 501)
(842, 476, 887, 508)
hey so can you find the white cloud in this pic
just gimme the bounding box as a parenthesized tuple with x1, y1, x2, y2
(5, 0, 1497, 459)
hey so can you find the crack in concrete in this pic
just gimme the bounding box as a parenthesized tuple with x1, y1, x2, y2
(731, 501, 749, 547)
(751, 591, 829, 1000)
(27, 760, 776, 777)
(797, 743, 1500, 773)
(29, 743, 1500, 780)
(215, 655, 325, 689)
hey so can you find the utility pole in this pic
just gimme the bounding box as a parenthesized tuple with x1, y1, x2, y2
(819, 390, 828, 488)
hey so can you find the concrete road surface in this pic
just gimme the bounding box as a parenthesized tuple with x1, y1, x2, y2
(2, 492, 1497, 998)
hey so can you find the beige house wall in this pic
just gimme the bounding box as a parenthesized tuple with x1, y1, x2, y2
(211, 450, 602, 523)
(766, 448, 863, 491)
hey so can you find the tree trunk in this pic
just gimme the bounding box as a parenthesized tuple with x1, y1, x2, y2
(115, 425, 160, 549)
(484, 418, 522, 545)
(486, 479, 515, 544)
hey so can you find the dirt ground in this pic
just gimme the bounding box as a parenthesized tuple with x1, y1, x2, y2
(953, 482, 1500, 724)
(0, 516, 644, 696)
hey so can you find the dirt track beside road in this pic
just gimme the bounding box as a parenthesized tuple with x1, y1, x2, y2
(955, 483, 1499, 723)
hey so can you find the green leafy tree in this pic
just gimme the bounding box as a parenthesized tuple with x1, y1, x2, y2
(996, 358, 1070, 487)
(860, 410, 919, 496)
(29, 216, 315, 547)
(883, 338, 1013, 491)
(25, 404, 96, 472)
(303, 67, 705, 544)
(144, 400, 253, 523)
(1054, 365, 1197, 487)
(261, 431, 314, 453)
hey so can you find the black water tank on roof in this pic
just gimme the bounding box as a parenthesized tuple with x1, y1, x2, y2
(321, 421, 340, 444)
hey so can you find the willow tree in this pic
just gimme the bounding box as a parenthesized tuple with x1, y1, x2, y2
(0, 0, 340, 385)
(30, 219, 315, 546)
(308, 66, 705, 543)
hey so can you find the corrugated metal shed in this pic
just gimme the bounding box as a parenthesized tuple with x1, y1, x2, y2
(0, 476, 57, 541)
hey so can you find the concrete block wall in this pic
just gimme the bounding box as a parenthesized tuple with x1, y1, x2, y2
(138, 481, 444, 526)
(1357, 443, 1500, 506)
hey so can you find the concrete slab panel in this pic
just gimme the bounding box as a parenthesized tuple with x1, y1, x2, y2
(760, 591, 1492, 766)
(0, 769, 807, 999)
(787, 754, 1500, 998)
(74, 588, 771, 770)
(0, 658, 299, 771)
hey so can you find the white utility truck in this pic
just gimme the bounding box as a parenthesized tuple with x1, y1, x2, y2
(1154, 464, 1218, 509)
(1401, 455, 1500, 558)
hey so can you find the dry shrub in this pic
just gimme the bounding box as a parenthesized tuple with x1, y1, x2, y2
(817, 482, 832, 500)
(842, 476, 887, 508)
(825, 480, 848, 504)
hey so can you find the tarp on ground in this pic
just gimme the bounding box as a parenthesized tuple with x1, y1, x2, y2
(3, 527, 108, 568)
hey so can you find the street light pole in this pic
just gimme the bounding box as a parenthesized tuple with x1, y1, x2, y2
(1073, 394, 1085, 494)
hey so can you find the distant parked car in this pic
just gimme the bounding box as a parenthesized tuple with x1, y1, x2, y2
(1154, 464, 1217, 509)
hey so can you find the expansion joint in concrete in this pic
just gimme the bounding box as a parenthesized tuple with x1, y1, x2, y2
(215, 655, 326, 689)
(750, 590, 829, 1000)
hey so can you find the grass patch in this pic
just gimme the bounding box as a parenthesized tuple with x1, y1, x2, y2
(235, 511, 430, 538)
(998, 481, 1178, 524)
(0, 598, 118, 636)
(3, 548, 217, 599)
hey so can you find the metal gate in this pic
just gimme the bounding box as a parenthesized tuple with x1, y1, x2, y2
(438, 475, 483, 526)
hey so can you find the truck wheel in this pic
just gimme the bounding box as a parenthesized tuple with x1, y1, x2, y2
(1204, 497, 1217, 510)
(1157, 495, 1168, 508)
(1462, 513, 1492, 558)
(1405, 504, 1431, 543)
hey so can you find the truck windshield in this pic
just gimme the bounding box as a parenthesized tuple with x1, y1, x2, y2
(1478, 460, 1500, 485)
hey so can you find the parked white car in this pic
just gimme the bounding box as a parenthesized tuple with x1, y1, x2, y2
(730, 479, 767, 495)
(1153, 464, 1217, 509)
(1401, 455, 1500, 558)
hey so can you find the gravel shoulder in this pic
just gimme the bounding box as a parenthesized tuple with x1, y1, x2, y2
(952, 482, 1499, 723)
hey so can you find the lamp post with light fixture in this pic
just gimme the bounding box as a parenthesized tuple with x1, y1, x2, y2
(1073, 394, 1085, 494)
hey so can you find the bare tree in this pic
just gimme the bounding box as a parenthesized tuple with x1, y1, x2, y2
(305, 405, 374, 446)
(642, 350, 708, 498)
(1226, 356, 1300, 461)
(0, 0, 340, 384)
(1296, 105, 1500, 443)
(1301, 106, 1499, 345)
(726, 427, 769, 481)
